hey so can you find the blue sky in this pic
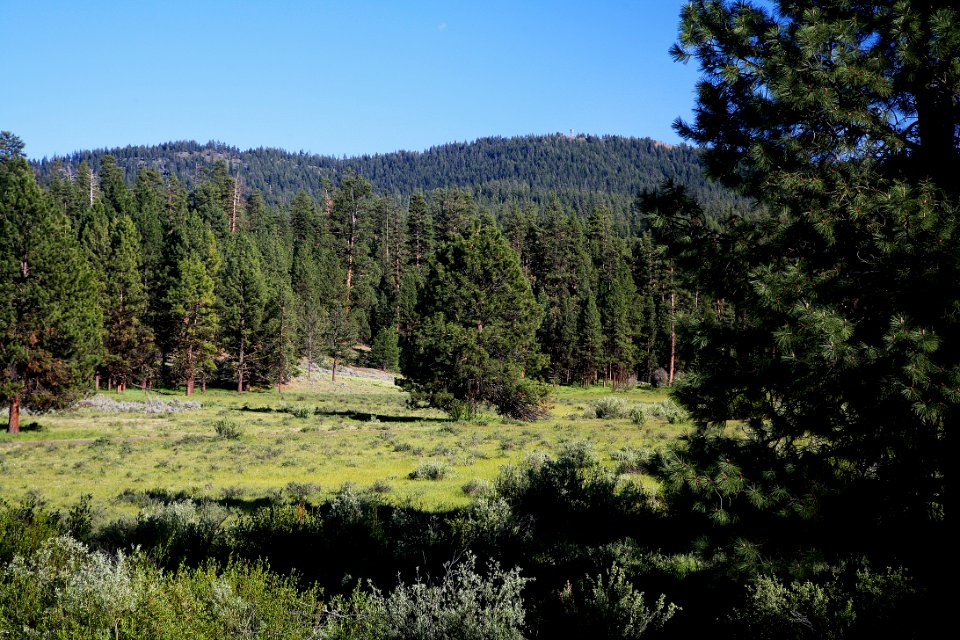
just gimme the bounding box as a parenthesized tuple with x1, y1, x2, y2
(2, 1, 701, 160)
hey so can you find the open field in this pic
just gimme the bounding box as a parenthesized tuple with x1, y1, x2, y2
(1, 375, 686, 519)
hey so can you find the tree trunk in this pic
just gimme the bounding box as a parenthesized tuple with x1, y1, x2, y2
(186, 375, 194, 396)
(95, 374, 100, 391)
(669, 289, 676, 387)
(7, 394, 20, 434)
(332, 357, 338, 382)
(237, 341, 245, 393)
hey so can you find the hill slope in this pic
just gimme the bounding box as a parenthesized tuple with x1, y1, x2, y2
(34, 134, 736, 215)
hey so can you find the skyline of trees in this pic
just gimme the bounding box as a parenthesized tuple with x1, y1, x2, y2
(4, 131, 706, 429)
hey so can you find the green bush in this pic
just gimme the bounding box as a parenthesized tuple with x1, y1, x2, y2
(649, 399, 687, 424)
(213, 419, 242, 440)
(408, 461, 451, 481)
(592, 397, 629, 419)
(629, 405, 647, 426)
(560, 563, 678, 639)
(323, 553, 529, 640)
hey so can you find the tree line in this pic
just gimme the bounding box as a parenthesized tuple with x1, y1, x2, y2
(3, 136, 705, 431)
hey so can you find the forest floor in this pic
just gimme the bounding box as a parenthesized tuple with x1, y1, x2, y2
(0, 373, 686, 522)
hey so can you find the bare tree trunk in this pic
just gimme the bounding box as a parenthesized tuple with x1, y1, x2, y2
(7, 394, 20, 434)
(669, 289, 676, 387)
(95, 374, 100, 391)
(332, 357, 338, 382)
(230, 174, 241, 233)
(186, 345, 194, 395)
(237, 341, 245, 393)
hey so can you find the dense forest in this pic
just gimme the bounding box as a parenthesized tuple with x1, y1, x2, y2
(1, 0, 953, 636)
(7, 132, 717, 431)
(33, 134, 744, 232)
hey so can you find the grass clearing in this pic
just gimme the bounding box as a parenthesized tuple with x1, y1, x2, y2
(1, 376, 687, 519)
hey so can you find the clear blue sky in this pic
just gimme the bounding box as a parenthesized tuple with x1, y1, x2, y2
(2, 1, 701, 160)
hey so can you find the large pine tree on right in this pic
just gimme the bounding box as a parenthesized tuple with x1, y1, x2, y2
(657, 1, 956, 561)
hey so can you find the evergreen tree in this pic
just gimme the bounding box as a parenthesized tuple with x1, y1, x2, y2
(98, 155, 133, 219)
(0, 135, 101, 432)
(575, 285, 605, 386)
(218, 232, 268, 392)
(406, 191, 434, 269)
(103, 215, 155, 391)
(656, 0, 957, 551)
(166, 227, 220, 396)
(330, 171, 378, 342)
(431, 188, 477, 242)
(370, 326, 400, 371)
(401, 222, 547, 420)
(323, 303, 354, 382)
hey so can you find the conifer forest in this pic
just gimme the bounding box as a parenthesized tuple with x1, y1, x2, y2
(0, 1, 952, 637)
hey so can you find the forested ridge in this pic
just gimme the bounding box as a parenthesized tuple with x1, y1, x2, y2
(33, 134, 743, 228)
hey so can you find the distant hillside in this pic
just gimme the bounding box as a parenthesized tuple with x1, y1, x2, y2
(33, 134, 739, 218)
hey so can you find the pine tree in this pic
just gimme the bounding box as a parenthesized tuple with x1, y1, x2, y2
(323, 302, 354, 382)
(370, 326, 400, 371)
(656, 0, 957, 545)
(401, 221, 547, 420)
(103, 215, 155, 391)
(0, 136, 101, 432)
(575, 285, 605, 386)
(329, 171, 380, 343)
(406, 191, 434, 270)
(218, 232, 268, 392)
(166, 227, 220, 396)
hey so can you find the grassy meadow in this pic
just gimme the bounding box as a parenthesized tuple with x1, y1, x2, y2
(1, 374, 686, 519)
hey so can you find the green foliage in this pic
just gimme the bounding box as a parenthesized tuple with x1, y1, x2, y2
(732, 564, 918, 640)
(408, 460, 452, 481)
(325, 553, 529, 640)
(592, 397, 629, 419)
(370, 326, 400, 371)
(560, 563, 678, 639)
(655, 0, 956, 545)
(214, 419, 242, 440)
(0, 152, 101, 431)
(401, 222, 548, 420)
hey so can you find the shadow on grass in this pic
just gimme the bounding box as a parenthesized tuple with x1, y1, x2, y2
(238, 404, 448, 423)
(116, 487, 277, 514)
(313, 409, 448, 423)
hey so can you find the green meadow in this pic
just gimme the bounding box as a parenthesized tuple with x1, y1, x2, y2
(1, 375, 686, 518)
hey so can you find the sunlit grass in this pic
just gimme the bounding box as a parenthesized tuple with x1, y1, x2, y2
(1, 376, 687, 518)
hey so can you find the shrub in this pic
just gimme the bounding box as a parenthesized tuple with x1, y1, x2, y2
(285, 482, 320, 502)
(214, 419, 243, 440)
(610, 448, 652, 475)
(649, 399, 687, 424)
(561, 563, 678, 639)
(629, 405, 647, 426)
(289, 405, 312, 419)
(408, 461, 451, 481)
(461, 478, 493, 497)
(324, 553, 529, 640)
(592, 397, 629, 419)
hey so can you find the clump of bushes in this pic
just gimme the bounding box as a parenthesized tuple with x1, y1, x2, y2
(649, 399, 687, 424)
(77, 397, 201, 414)
(408, 461, 452, 481)
(325, 553, 529, 640)
(590, 397, 629, 419)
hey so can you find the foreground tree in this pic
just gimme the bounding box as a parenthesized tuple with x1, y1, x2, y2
(655, 0, 956, 555)
(401, 221, 547, 420)
(0, 134, 101, 432)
